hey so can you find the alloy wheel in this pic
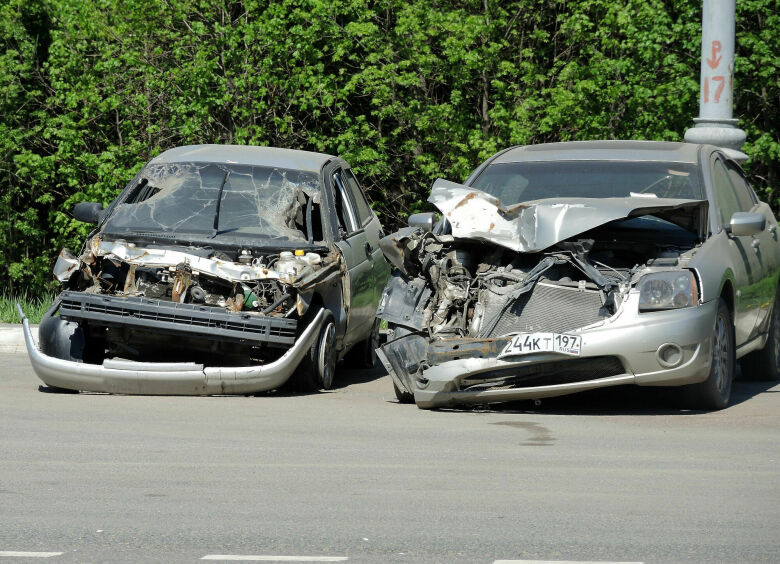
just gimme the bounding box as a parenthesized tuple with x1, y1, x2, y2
(712, 312, 730, 395)
(318, 322, 336, 389)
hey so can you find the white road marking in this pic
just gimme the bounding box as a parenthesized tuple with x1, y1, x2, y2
(0, 553, 63, 558)
(494, 561, 643, 564)
(201, 557, 348, 562)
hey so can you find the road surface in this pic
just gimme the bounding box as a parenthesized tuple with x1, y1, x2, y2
(1, 353, 778, 563)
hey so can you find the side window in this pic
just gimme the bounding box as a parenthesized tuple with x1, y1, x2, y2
(343, 170, 373, 227)
(725, 162, 757, 212)
(712, 159, 740, 227)
(332, 170, 360, 235)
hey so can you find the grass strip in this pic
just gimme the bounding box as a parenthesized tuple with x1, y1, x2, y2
(1, 292, 55, 324)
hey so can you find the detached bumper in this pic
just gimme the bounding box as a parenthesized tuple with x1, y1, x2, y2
(17, 304, 325, 395)
(407, 296, 718, 409)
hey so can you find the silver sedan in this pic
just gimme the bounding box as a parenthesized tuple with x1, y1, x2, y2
(376, 140, 779, 409)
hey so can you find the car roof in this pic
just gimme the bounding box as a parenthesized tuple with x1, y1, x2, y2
(492, 140, 701, 164)
(149, 144, 337, 173)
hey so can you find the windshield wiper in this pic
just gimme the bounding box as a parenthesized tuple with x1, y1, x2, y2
(211, 170, 230, 238)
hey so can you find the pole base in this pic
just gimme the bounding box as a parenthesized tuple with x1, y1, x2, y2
(684, 118, 747, 161)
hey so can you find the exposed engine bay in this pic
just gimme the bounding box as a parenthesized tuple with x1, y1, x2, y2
(376, 181, 707, 402)
(50, 237, 342, 365)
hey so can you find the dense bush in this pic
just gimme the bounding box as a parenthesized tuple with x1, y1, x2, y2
(1, 0, 777, 295)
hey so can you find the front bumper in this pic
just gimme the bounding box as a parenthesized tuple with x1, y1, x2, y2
(17, 304, 325, 395)
(392, 294, 718, 409)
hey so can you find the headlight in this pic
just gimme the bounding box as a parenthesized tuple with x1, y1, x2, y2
(638, 270, 699, 311)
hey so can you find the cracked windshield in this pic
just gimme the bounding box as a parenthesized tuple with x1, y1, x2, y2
(102, 162, 319, 241)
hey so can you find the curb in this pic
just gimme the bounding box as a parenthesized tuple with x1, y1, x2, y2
(0, 324, 38, 354)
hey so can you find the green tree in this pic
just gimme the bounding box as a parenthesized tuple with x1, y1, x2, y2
(0, 0, 777, 296)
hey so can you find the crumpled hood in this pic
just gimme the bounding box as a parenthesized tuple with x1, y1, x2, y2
(429, 179, 707, 252)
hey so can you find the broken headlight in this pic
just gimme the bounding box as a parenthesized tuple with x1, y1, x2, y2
(638, 271, 699, 311)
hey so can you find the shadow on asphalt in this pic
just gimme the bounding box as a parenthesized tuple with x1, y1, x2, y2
(439, 378, 778, 416)
(252, 361, 388, 398)
(331, 363, 387, 389)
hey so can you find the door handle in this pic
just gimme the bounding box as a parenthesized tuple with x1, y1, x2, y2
(364, 241, 373, 258)
(751, 238, 761, 249)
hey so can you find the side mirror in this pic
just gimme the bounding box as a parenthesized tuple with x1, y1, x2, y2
(73, 202, 104, 224)
(408, 212, 436, 232)
(729, 211, 765, 237)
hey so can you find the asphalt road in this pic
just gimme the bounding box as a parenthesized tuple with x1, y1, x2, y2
(1, 353, 778, 563)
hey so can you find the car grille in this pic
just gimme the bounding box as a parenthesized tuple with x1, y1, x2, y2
(480, 281, 606, 338)
(59, 291, 298, 346)
(458, 356, 625, 391)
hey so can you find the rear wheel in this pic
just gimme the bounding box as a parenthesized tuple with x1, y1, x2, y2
(344, 318, 380, 368)
(683, 298, 734, 410)
(740, 287, 780, 381)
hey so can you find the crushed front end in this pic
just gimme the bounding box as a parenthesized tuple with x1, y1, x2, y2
(20, 239, 342, 395)
(376, 182, 715, 409)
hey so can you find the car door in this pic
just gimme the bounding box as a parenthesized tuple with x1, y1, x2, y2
(342, 168, 391, 309)
(725, 161, 779, 334)
(710, 155, 762, 344)
(329, 167, 375, 345)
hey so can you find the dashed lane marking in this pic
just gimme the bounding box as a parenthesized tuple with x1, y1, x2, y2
(201, 557, 348, 562)
(0, 553, 63, 559)
(494, 561, 643, 564)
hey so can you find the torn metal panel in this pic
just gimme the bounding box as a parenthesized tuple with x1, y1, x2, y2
(375, 273, 432, 331)
(53, 249, 80, 283)
(428, 178, 707, 252)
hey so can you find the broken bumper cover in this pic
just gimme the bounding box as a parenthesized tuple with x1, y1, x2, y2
(58, 291, 298, 346)
(386, 296, 718, 409)
(16, 304, 325, 395)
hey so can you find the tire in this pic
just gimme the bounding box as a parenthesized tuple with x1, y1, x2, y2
(683, 298, 734, 410)
(393, 381, 415, 404)
(290, 311, 337, 391)
(38, 385, 79, 394)
(740, 287, 780, 381)
(344, 318, 381, 369)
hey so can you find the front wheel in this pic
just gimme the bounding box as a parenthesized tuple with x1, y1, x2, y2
(682, 298, 734, 410)
(393, 381, 414, 404)
(290, 311, 337, 391)
(740, 287, 780, 381)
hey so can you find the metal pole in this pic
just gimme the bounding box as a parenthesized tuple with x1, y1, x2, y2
(684, 0, 747, 161)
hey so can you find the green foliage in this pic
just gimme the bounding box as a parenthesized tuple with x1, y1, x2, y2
(1, 0, 778, 296)
(0, 291, 55, 323)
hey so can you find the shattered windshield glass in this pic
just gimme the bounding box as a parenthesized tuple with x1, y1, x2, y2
(102, 162, 320, 242)
(471, 161, 703, 206)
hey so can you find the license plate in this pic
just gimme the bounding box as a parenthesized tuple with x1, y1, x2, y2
(498, 332, 582, 359)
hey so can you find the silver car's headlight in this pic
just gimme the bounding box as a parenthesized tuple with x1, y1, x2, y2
(638, 271, 699, 311)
